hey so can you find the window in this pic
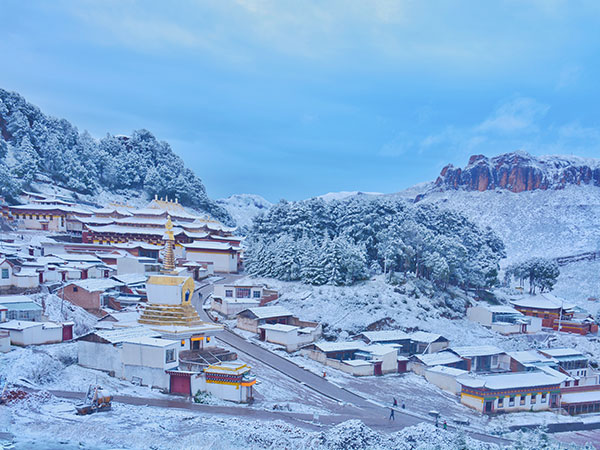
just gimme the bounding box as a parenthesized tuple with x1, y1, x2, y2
(225, 290, 233, 298)
(520, 396, 526, 406)
(236, 288, 251, 298)
(531, 394, 536, 404)
(497, 398, 504, 408)
(253, 290, 261, 299)
(509, 396, 515, 407)
(1, 268, 9, 279)
(541, 393, 547, 403)
(165, 348, 175, 363)
(73, 286, 78, 292)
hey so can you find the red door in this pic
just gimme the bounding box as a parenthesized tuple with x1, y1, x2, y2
(62, 324, 73, 341)
(374, 361, 383, 376)
(397, 360, 407, 373)
(259, 329, 266, 341)
(170, 374, 191, 395)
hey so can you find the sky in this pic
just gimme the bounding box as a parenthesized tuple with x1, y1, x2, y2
(1, 0, 600, 202)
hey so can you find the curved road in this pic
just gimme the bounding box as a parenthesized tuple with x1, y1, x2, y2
(193, 275, 512, 445)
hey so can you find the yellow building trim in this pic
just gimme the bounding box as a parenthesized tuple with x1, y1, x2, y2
(241, 380, 257, 387)
(206, 364, 248, 372)
(205, 379, 243, 386)
(147, 275, 187, 286)
(461, 392, 483, 403)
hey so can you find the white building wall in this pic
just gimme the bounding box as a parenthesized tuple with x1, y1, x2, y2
(0, 262, 13, 287)
(185, 251, 237, 273)
(0, 333, 11, 352)
(122, 365, 170, 389)
(466, 307, 493, 326)
(14, 274, 40, 289)
(121, 341, 178, 370)
(424, 370, 462, 394)
(146, 283, 182, 306)
(77, 341, 123, 377)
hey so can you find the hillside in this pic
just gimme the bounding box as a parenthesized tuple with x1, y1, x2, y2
(0, 88, 232, 224)
(403, 152, 600, 264)
(216, 194, 272, 231)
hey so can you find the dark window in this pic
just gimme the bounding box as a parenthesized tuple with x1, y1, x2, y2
(225, 290, 233, 298)
(253, 290, 261, 299)
(236, 288, 251, 298)
(73, 286, 78, 292)
(1, 268, 9, 279)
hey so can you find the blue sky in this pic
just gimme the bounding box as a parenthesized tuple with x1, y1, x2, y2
(1, 1, 600, 201)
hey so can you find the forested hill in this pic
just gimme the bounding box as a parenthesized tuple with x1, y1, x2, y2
(0, 88, 231, 224)
(245, 197, 506, 288)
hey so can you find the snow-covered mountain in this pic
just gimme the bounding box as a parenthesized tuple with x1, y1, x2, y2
(400, 152, 600, 264)
(216, 194, 273, 230)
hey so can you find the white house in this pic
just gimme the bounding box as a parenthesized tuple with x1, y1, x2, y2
(409, 351, 466, 376)
(0, 259, 15, 289)
(467, 304, 542, 334)
(0, 320, 63, 346)
(424, 365, 469, 395)
(182, 241, 240, 273)
(121, 336, 179, 389)
(258, 323, 322, 352)
(449, 345, 511, 373)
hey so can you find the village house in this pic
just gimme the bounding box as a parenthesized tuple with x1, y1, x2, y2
(457, 371, 563, 414)
(0, 258, 40, 291)
(0, 320, 71, 346)
(0, 295, 43, 321)
(353, 330, 411, 353)
(424, 365, 469, 395)
(467, 304, 542, 335)
(407, 331, 450, 354)
(510, 293, 575, 328)
(182, 241, 240, 273)
(409, 351, 467, 376)
(560, 386, 600, 415)
(236, 306, 294, 333)
(116, 254, 162, 276)
(210, 281, 279, 319)
(58, 278, 124, 316)
(448, 346, 511, 373)
(302, 341, 400, 376)
(508, 350, 559, 372)
(539, 348, 599, 386)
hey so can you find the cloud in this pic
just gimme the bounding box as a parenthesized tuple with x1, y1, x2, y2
(379, 96, 600, 159)
(477, 97, 549, 134)
(556, 66, 582, 90)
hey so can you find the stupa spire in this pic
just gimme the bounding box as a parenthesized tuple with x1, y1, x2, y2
(162, 215, 176, 273)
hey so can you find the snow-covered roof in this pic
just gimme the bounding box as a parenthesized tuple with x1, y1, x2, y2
(123, 336, 178, 347)
(0, 320, 45, 330)
(240, 306, 293, 319)
(409, 331, 447, 343)
(561, 390, 600, 404)
(450, 345, 505, 358)
(258, 323, 299, 333)
(85, 224, 185, 236)
(507, 350, 555, 365)
(73, 216, 116, 225)
(182, 241, 240, 251)
(365, 344, 400, 356)
(541, 348, 586, 359)
(113, 242, 163, 250)
(82, 326, 160, 344)
(314, 341, 368, 353)
(68, 278, 123, 292)
(457, 371, 563, 390)
(510, 293, 575, 311)
(342, 359, 372, 367)
(488, 305, 522, 314)
(0, 295, 37, 304)
(111, 273, 147, 286)
(9, 203, 92, 214)
(413, 351, 463, 366)
(50, 253, 102, 263)
(358, 330, 410, 343)
(426, 365, 468, 377)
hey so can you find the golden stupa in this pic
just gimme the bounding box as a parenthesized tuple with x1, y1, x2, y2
(137, 215, 207, 328)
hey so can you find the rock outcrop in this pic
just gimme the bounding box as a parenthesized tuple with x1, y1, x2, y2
(432, 152, 600, 193)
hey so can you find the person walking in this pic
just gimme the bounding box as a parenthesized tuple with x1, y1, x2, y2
(393, 397, 397, 407)
(401, 401, 405, 410)
(443, 420, 447, 430)
(389, 408, 395, 421)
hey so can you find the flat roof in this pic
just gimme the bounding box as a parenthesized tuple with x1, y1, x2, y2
(241, 306, 293, 320)
(541, 348, 586, 358)
(315, 341, 368, 353)
(69, 278, 123, 292)
(123, 336, 178, 347)
(0, 295, 36, 304)
(414, 351, 463, 366)
(426, 365, 469, 377)
(358, 330, 410, 342)
(561, 390, 600, 404)
(450, 345, 505, 358)
(258, 323, 299, 332)
(409, 331, 447, 343)
(0, 320, 45, 330)
(458, 371, 562, 390)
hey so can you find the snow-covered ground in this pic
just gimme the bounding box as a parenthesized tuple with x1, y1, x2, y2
(2, 392, 594, 449)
